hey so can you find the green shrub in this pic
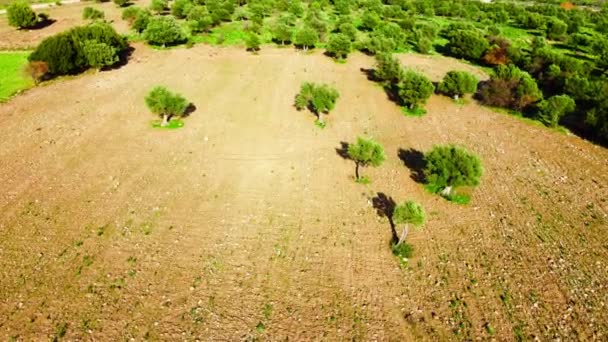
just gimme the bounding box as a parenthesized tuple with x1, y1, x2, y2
(294, 82, 339, 123)
(397, 70, 435, 110)
(7, 1, 38, 29)
(122, 6, 140, 21)
(187, 6, 213, 33)
(131, 10, 151, 33)
(424, 145, 483, 199)
(537, 95, 575, 128)
(245, 33, 261, 52)
(149, 0, 167, 14)
(145, 86, 190, 126)
(295, 26, 319, 51)
(326, 33, 351, 59)
(83, 7, 105, 20)
(446, 30, 490, 61)
(171, 0, 192, 18)
(438, 71, 479, 99)
(82, 40, 118, 69)
(29, 23, 127, 76)
(143, 16, 187, 46)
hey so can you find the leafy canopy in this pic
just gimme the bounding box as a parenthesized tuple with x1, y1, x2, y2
(392, 201, 426, 227)
(295, 82, 339, 114)
(347, 137, 386, 167)
(7, 1, 37, 29)
(424, 145, 483, 190)
(143, 16, 187, 46)
(397, 70, 435, 109)
(438, 71, 479, 97)
(145, 86, 189, 118)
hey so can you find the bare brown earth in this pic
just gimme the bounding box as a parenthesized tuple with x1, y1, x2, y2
(0, 44, 607, 341)
(0, 0, 142, 50)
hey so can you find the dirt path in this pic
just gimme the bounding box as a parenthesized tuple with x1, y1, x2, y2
(0, 45, 607, 340)
(0, 0, 81, 14)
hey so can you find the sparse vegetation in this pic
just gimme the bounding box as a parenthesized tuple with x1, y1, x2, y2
(347, 137, 386, 183)
(145, 86, 190, 127)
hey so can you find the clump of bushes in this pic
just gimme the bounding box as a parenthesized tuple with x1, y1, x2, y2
(83, 7, 105, 20)
(28, 23, 127, 77)
(143, 16, 187, 46)
(7, 1, 41, 29)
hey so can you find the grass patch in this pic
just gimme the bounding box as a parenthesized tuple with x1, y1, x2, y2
(151, 119, 184, 129)
(0, 51, 33, 102)
(314, 119, 326, 129)
(355, 176, 370, 184)
(401, 106, 427, 117)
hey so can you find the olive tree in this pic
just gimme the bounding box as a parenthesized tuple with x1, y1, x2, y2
(82, 40, 118, 70)
(145, 86, 190, 126)
(245, 33, 261, 52)
(424, 145, 483, 197)
(537, 94, 575, 127)
(326, 33, 351, 59)
(397, 70, 435, 110)
(374, 53, 404, 85)
(143, 16, 187, 46)
(446, 30, 489, 61)
(392, 201, 425, 246)
(437, 71, 479, 100)
(295, 26, 319, 51)
(294, 82, 339, 124)
(7, 1, 37, 29)
(346, 137, 386, 182)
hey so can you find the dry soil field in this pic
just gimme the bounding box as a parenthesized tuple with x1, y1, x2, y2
(0, 43, 607, 340)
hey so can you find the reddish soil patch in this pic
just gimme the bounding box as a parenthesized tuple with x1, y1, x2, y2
(0, 45, 607, 340)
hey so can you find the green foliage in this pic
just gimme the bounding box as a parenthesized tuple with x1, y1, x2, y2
(149, 0, 167, 14)
(295, 26, 319, 50)
(338, 22, 357, 41)
(397, 70, 435, 110)
(245, 33, 261, 52)
(122, 6, 141, 21)
(294, 82, 339, 115)
(82, 40, 118, 69)
(478, 64, 542, 111)
(145, 86, 189, 126)
(545, 18, 568, 41)
(131, 10, 151, 33)
(29, 23, 126, 76)
(446, 30, 490, 61)
(171, 0, 192, 18)
(83, 7, 105, 20)
(537, 95, 575, 128)
(347, 137, 386, 180)
(7, 1, 37, 29)
(187, 6, 213, 33)
(374, 53, 404, 85)
(326, 33, 351, 59)
(392, 201, 425, 227)
(424, 145, 483, 194)
(415, 36, 432, 54)
(438, 71, 479, 98)
(391, 242, 413, 261)
(143, 16, 187, 46)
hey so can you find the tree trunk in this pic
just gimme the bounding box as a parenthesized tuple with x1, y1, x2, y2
(397, 224, 409, 245)
(454, 94, 459, 101)
(354, 162, 360, 180)
(440, 185, 453, 197)
(161, 114, 169, 127)
(317, 113, 324, 124)
(303, 45, 308, 52)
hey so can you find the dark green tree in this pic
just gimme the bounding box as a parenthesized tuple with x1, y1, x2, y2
(295, 26, 319, 51)
(143, 16, 187, 46)
(145, 86, 190, 126)
(326, 33, 351, 59)
(437, 71, 479, 100)
(245, 32, 261, 52)
(374, 53, 404, 85)
(347, 137, 386, 182)
(446, 30, 490, 61)
(7, 1, 37, 29)
(397, 70, 435, 110)
(537, 94, 575, 128)
(424, 145, 483, 197)
(294, 82, 339, 124)
(82, 40, 118, 70)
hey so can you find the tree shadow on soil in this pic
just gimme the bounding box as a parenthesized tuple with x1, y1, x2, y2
(30, 18, 56, 30)
(398, 148, 426, 183)
(184, 103, 196, 117)
(335, 141, 350, 160)
(359, 67, 403, 107)
(371, 192, 398, 244)
(105, 45, 136, 71)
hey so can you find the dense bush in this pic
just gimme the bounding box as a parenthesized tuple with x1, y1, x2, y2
(424, 145, 483, 198)
(171, 0, 192, 18)
(438, 71, 479, 99)
(374, 53, 404, 85)
(536, 94, 575, 127)
(143, 16, 187, 46)
(149, 0, 167, 14)
(326, 33, 351, 59)
(477, 64, 542, 111)
(245, 33, 261, 52)
(82, 40, 118, 70)
(295, 26, 319, 50)
(445, 30, 490, 61)
(83, 7, 105, 20)
(145, 86, 190, 126)
(29, 23, 127, 76)
(7, 1, 37, 29)
(187, 6, 213, 33)
(397, 70, 435, 110)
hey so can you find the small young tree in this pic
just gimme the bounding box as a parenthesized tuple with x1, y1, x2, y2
(294, 82, 339, 124)
(149, 0, 167, 14)
(145, 86, 189, 126)
(537, 94, 576, 127)
(374, 53, 404, 85)
(392, 201, 425, 245)
(245, 33, 261, 52)
(424, 145, 483, 197)
(83, 7, 105, 20)
(326, 33, 351, 59)
(437, 71, 479, 100)
(7, 1, 37, 29)
(23, 61, 48, 85)
(82, 40, 118, 70)
(347, 137, 386, 182)
(397, 70, 435, 110)
(295, 26, 319, 51)
(143, 16, 187, 46)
